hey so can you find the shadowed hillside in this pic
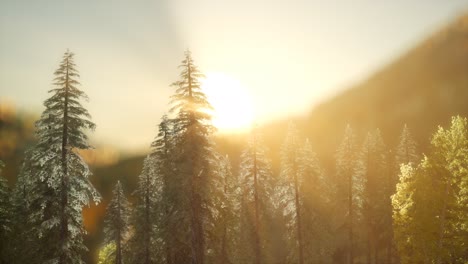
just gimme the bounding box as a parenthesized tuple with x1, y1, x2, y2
(260, 13, 468, 170)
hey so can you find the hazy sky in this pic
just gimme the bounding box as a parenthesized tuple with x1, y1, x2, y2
(1, 0, 467, 152)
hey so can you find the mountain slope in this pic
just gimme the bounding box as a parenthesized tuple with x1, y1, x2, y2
(262, 14, 468, 168)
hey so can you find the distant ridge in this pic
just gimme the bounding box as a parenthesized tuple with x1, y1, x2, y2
(259, 13, 468, 169)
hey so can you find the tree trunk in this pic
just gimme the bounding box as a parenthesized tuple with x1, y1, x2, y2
(59, 57, 70, 264)
(116, 189, 122, 264)
(187, 61, 204, 264)
(145, 173, 150, 264)
(220, 226, 227, 264)
(220, 167, 229, 264)
(294, 169, 304, 264)
(374, 235, 378, 264)
(253, 133, 261, 264)
(366, 231, 371, 264)
(348, 169, 354, 264)
(436, 181, 449, 264)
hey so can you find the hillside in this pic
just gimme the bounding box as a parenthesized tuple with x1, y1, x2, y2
(260, 13, 468, 170)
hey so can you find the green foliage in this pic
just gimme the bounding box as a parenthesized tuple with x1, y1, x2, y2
(393, 116, 468, 263)
(98, 243, 116, 264)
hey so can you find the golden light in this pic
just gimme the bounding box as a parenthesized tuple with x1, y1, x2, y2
(202, 72, 254, 132)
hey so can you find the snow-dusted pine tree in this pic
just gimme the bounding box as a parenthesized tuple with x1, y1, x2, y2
(165, 50, 216, 264)
(335, 124, 360, 264)
(356, 129, 388, 264)
(239, 129, 274, 264)
(26, 50, 100, 264)
(150, 115, 178, 263)
(211, 154, 240, 264)
(279, 122, 305, 264)
(6, 152, 34, 264)
(0, 160, 11, 262)
(127, 154, 160, 264)
(298, 139, 334, 262)
(396, 124, 419, 166)
(280, 123, 333, 263)
(104, 181, 130, 264)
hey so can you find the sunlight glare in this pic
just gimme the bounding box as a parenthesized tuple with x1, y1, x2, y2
(202, 72, 254, 132)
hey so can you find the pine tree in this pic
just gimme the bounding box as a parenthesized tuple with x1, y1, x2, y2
(298, 139, 334, 262)
(27, 50, 100, 264)
(165, 50, 215, 264)
(279, 122, 305, 264)
(0, 160, 11, 263)
(128, 154, 159, 264)
(239, 129, 274, 264)
(395, 124, 418, 166)
(8, 151, 36, 264)
(213, 154, 240, 264)
(393, 116, 468, 264)
(386, 124, 418, 263)
(104, 181, 131, 264)
(357, 129, 388, 264)
(151, 115, 178, 263)
(335, 125, 360, 264)
(429, 116, 468, 263)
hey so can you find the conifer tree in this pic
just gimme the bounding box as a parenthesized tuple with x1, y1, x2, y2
(386, 124, 418, 263)
(213, 154, 240, 264)
(335, 125, 360, 264)
(393, 116, 468, 264)
(298, 139, 334, 262)
(151, 115, 178, 263)
(27, 51, 100, 264)
(0, 160, 11, 263)
(357, 129, 387, 264)
(239, 129, 274, 264)
(165, 50, 215, 264)
(104, 181, 130, 264)
(395, 124, 418, 166)
(128, 155, 159, 264)
(8, 152, 35, 264)
(279, 122, 305, 264)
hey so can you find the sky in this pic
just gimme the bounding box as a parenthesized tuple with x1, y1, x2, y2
(1, 0, 467, 153)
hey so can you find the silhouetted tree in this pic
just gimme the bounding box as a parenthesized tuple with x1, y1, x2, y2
(165, 50, 216, 264)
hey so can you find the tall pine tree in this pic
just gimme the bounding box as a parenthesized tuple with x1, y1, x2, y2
(127, 154, 159, 264)
(392, 116, 468, 264)
(239, 129, 274, 264)
(395, 124, 419, 166)
(357, 129, 388, 264)
(27, 51, 100, 264)
(166, 50, 216, 264)
(213, 154, 240, 264)
(298, 139, 334, 262)
(335, 125, 360, 264)
(104, 181, 130, 264)
(0, 160, 11, 264)
(279, 122, 305, 264)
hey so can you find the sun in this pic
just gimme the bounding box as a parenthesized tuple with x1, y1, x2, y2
(202, 72, 254, 132)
